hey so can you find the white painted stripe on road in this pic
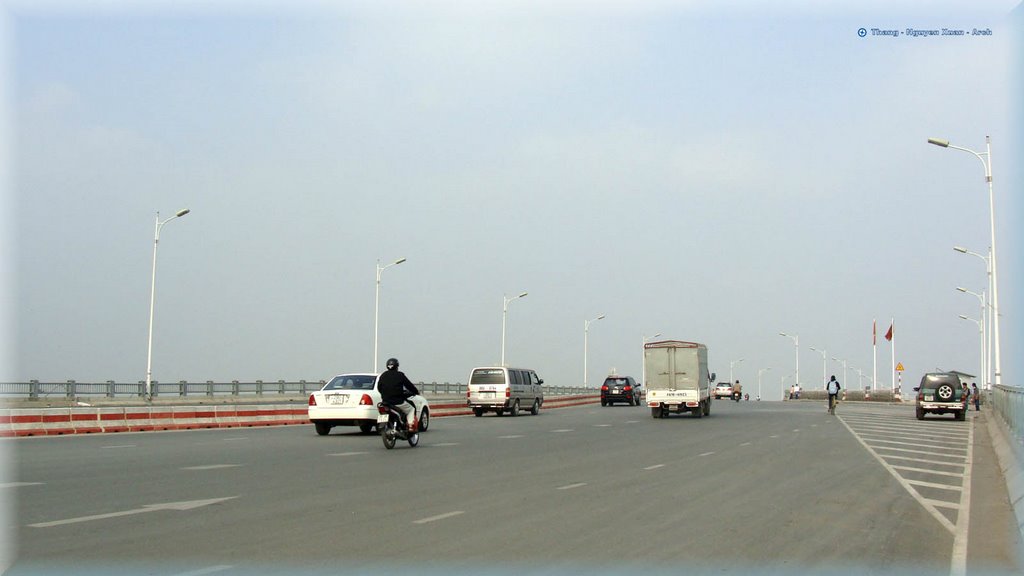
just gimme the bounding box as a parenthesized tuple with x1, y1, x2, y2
(413, 511, 464, 524)
(871, 445, 968, 459)
(0, 482, 43, 489)
(879, 454, 966, 469)
(29, 496, 239, 528)
(431, 443, 459, 447)
(222, 437, 249, 442)
(552, 429, 574, 433)
(101, 444, 137, 449)
(644, 464, 665, 470)
(498, 435, 524, 439)
(328, 452, 368, 457)
(593, 424, 612, 427)
(183, 465, 242, 471)
(926, 498, 961, 510)
(950, 417, 975, 576)
(171, 565, 234, 576)
(739, 442, 752, 447)
(890, 465, 964, 478)
(557, 483, 587, 490)
(699, 451, 715, 457)
(769, 435, 779, 438)
(860, 436, 968, 452)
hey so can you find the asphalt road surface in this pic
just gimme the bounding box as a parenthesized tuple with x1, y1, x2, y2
(5, 400, 1020, 575)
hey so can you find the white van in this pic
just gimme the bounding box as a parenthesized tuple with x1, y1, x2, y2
(466, 366, 544, 417)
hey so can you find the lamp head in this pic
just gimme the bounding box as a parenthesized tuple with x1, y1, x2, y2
(927, 138, 950, 148)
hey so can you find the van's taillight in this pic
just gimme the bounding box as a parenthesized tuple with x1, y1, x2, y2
(308, 395, 317, 406)
(359, 394, 373, 406)
(506, 388, 511, 399)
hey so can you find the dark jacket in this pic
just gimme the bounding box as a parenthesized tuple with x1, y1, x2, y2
(378, 370, 420, 406)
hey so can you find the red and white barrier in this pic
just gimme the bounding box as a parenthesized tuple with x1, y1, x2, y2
(0, 395, 599, 437)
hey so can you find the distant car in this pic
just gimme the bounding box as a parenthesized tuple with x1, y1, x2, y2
(601, 376, 641, 406)
(714, 382, 734, 400)
(913, 372, 967, 421)
(308, 373, 429, 435)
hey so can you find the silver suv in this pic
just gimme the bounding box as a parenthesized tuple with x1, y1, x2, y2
(914, 372, 967, 421)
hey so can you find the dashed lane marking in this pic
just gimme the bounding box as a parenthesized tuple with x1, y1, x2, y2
(413, 511, 464, 525)
(557, 483, 587, 490)
(182, 464, 243, 471)
(644, 464, 665, 470)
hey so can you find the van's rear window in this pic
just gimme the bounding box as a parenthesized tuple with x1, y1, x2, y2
(471, 369, 506, 384)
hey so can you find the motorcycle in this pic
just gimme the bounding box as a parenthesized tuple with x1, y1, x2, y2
(377, 402, 420, 449)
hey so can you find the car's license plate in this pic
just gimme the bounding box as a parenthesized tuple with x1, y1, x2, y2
(924, 395, 934, 401)
(328, 394, 349, 405)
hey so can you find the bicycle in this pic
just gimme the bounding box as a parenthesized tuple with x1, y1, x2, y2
(828, 394, 838, 415)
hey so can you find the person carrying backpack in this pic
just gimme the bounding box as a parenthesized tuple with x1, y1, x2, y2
(825, 375, 841, 415)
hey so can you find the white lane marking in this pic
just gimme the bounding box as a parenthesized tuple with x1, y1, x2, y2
(222, 437, 248, 442)
(183, 465, 242, 471)
(328, 452, 368, 457)
(792, 429, 801, 433)
(739, 442, 752, 447)
(498, 435, 524, 439)
(552, 429, 574, 433)
(431, 443, 459, 447)
(0, 482, 43, 489)
(890, 465, 964, 478)
(644, 464, 665, 470)
(557, 483, 587, 490)
(593, 424, 612, 427)
(699, 452, 715, 457)
(29, 496, 239, 528)
(625, 420, 640, 424)
(413, 511, 464, 524)
(171, 566, 234, 576)
(769, 435, 779, 438)
(101, 445, 137, 449)
(905, 479, 962, 492)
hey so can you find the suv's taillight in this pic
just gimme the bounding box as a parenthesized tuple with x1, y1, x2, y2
(624, 385, 632, 392)
(359, 394, 373, 406)
(601, 385, 609, 392)
(308, 395, 317, 406)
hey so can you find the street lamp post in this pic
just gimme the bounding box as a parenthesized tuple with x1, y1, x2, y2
(729, 358, 745, 386)
(641, 333, 662, 386)
(501, 292, 528, 366)
(831, 357, 848, 389)
(145, 208, 191, 401)
(374, 257, 407, 373)
(955, 245, 993, 389)
(779, 332, 799, 387)
(929, 136, 1001, 387)
(959, 314, 985, 391)
(757, 367, 771, 401)
(584, 314, 606, 388)
(956, 286, 986, 390)
(809, 346, 827, 387)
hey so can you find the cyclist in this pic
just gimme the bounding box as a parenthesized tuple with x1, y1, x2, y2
(826, 375, 841, 414)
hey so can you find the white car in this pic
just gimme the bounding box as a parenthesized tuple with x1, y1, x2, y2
(308, 373, 430, 436)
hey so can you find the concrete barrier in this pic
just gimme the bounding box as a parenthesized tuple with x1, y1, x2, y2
(0, 395, 599, 437)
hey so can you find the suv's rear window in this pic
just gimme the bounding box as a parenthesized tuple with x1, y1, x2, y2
(471, 369, 507, 385)
(323, 375, 376, 390)
(604, 378, 630, 386)
(920, 374, 961, 390)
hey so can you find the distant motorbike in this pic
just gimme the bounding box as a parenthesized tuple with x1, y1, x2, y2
(377, 402, 420, 449)
(744, 393, 750, 401)
(732, 391, 742, 402)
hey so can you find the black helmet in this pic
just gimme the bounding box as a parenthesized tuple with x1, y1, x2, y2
(386, 358, 399, 370)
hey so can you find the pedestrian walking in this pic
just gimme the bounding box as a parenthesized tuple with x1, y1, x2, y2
(972, 382, 980, 411)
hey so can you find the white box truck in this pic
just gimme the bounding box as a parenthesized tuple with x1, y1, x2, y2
(644, 340, 715, 419)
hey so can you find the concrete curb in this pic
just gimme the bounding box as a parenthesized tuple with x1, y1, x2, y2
(983, 408, 1024, 558)
(0, 395, 600, 437)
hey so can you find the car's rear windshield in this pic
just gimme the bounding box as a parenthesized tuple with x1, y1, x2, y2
(471, 369, 506, 385)
(604, 378, 630, 386)
(920, 374, 961, 389)
(323, 375, 376, 390)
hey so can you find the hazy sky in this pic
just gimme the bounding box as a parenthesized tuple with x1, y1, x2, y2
(3, 0, 1020, 401)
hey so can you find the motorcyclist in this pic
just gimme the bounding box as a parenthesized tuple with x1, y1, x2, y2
(378, 357, 420, 432)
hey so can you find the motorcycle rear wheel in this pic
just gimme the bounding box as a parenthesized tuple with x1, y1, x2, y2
(381, 425, 397, 449)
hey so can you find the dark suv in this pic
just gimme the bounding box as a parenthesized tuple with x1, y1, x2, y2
(601, 376, 641, 406)
(914, 372, 968, 421)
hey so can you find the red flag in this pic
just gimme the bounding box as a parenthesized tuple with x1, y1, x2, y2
(884, 323, 893, 342)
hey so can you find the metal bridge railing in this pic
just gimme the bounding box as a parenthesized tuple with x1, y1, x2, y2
(991, 384, 1023, 447)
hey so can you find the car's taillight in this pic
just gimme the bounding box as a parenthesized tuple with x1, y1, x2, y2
(308, 395, 317, 406)
(359, 394, 373, 406)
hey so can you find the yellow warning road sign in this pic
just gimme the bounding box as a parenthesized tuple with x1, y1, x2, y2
(896, 362, 904, 372)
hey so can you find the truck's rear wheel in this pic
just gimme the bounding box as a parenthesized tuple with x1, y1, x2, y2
(651, 407, 661, 419)
(693, 403, 704, 418)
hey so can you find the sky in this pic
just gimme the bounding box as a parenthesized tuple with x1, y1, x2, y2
(2, 0, 1021, 403)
